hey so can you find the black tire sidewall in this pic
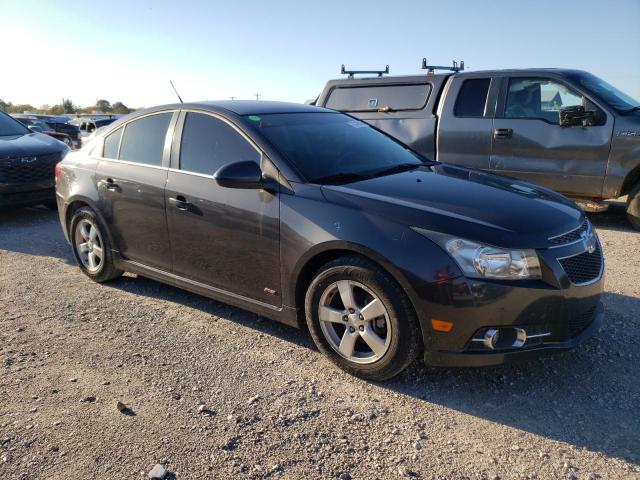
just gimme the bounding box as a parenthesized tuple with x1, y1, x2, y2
(305, 257, 421, 381)
(627, 183, 640, 230)
(69, 207, 121, 282)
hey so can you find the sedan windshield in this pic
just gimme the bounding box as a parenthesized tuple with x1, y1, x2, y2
(0, 113, 30, 136)
(567, 71, 639, 113)
(246, 112, 427, 184)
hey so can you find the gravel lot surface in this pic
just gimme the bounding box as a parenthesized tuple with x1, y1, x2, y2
(1, 203, 639, 480)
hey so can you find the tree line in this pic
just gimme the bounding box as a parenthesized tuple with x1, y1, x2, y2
(0, 98, 135, 115)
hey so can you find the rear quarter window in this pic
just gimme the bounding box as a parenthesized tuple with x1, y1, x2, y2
(325, 84, 431, 112)
(102, 127, 123, 159)
(454, 78, 491, 117)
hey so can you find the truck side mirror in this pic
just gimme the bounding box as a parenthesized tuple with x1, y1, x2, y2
(559, 105, 595, 127)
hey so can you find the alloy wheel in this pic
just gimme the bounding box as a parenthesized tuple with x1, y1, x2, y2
(74, 218, 104, 273)
(318, 280, 391, 364)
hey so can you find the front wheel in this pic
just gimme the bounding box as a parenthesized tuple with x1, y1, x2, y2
(70, 207, 123, 282)
(627, 183, 640, 231)
(305, 256, 421, 381)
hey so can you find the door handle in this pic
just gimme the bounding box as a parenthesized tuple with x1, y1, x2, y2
(104, 178, 121, 191)
(168, 195, 191, 211)
(494, 128, 513, 139)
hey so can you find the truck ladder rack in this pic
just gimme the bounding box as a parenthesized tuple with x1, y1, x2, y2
(421, 58, 464, 73)
(340, 64, 390, 78)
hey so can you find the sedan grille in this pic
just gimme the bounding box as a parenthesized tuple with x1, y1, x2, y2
(558, 243, 603, 284)
(549, 219, 589, 246)
(0, 153, 60, 184)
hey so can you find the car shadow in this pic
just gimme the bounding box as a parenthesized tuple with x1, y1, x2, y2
(587, 199, 637, 233)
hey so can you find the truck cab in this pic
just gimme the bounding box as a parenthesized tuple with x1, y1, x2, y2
(315, 66, 640, 229)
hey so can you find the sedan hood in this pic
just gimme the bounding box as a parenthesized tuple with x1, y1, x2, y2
(321, 164, 584, 249)
(0, 133, 66, 160)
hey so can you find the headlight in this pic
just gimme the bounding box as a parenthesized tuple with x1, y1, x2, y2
(412, 228, 541, 280)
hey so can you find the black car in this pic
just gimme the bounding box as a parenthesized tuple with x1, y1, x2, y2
(13, 114, 81, 149)
(0, 111, 69, 209)
(54, 101, 604, 380)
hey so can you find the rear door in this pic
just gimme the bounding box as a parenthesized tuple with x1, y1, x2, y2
(165, 111, 281, 306)
(95, 111, 177, 270)
(490, 75, 613, 196)
(436, 75, 498, 169)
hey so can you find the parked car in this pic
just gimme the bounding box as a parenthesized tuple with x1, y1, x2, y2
(0, 111, 69, 209)
(13, 117, 74, 147)
(13, 114, 81, 149)
(315, 65, 640, 229)
(72, 117, 117, 134)
(55, 101, 603, 380)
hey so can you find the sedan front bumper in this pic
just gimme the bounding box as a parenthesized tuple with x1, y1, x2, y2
(424, 301, 603, 367)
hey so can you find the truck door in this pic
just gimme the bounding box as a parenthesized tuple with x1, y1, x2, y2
(490, 76, 613, 197)
(436, 75, 497, 169)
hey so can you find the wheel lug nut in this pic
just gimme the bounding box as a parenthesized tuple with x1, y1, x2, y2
(342, 315, 348, 322)
(359, 314, 364, 320)
(358, 325, 364, 332)
(348, 326, 355, 333)
(348, 308, 355, 314)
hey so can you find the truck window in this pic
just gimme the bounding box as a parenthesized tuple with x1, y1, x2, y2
(454, 79, 491, 117)
(325, 84, 431, 112)
(505, 78, 583, 124)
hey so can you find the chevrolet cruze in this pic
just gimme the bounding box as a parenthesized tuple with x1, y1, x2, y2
(54, 101, 604, 380)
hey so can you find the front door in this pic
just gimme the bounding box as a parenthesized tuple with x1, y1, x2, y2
(95, 111, 176, 270)
(490, 76, 613, 197)
(165, 111, 281, 306)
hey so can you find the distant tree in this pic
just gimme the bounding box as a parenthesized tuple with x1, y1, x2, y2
(62, 98, 76, 114)
(111, 101, 132, 114)
(95, 99, 112, 113)
(0, 99, 8, 112)
(49, 104, 65, 115)
(8, 104, 36, 114)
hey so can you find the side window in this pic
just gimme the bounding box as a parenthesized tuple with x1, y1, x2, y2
(325, 84, 431, 112)
(454, 78, 491, 117)
(103, 127, 123, 159)
(179, 112, 260, 175)
(505, 78, 583, 124)
(118, 112, 172, 166)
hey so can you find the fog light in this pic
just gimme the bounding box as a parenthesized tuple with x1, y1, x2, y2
(483, 328, 500, 349)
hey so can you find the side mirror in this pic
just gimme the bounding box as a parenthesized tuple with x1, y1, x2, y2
(559, 105, 595, 127)
(214, 161, 265, 189)
(28, 125, 43, 133)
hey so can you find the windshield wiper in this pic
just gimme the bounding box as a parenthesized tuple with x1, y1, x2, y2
(621, 106, 640, 115)
(368, 163, 422, 179)
(312, 172, 370, 185)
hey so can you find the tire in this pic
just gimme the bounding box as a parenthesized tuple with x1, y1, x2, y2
(627, 183, 640, 231)
(69, 207, 123, 282)
(305, 255, 421, 381)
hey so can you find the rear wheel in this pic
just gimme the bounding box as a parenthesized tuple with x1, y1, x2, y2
(305, 256, 421, 381)
(70, 207, 123, 282)
(627, 183, 640, 231)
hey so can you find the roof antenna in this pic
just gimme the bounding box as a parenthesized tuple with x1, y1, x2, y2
(169, 80, 184, 103)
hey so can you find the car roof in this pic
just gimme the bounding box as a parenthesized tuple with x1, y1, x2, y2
(135, 100, 332, 117)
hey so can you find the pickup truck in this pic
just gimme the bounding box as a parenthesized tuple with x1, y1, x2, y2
(314, 66, 640, 229)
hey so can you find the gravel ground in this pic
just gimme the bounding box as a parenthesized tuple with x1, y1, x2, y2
(1, 203, 639, 480)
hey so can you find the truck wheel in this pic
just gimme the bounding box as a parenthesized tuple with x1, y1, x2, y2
(627, 183, 640, 231)
(305, 255, 422, 381)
